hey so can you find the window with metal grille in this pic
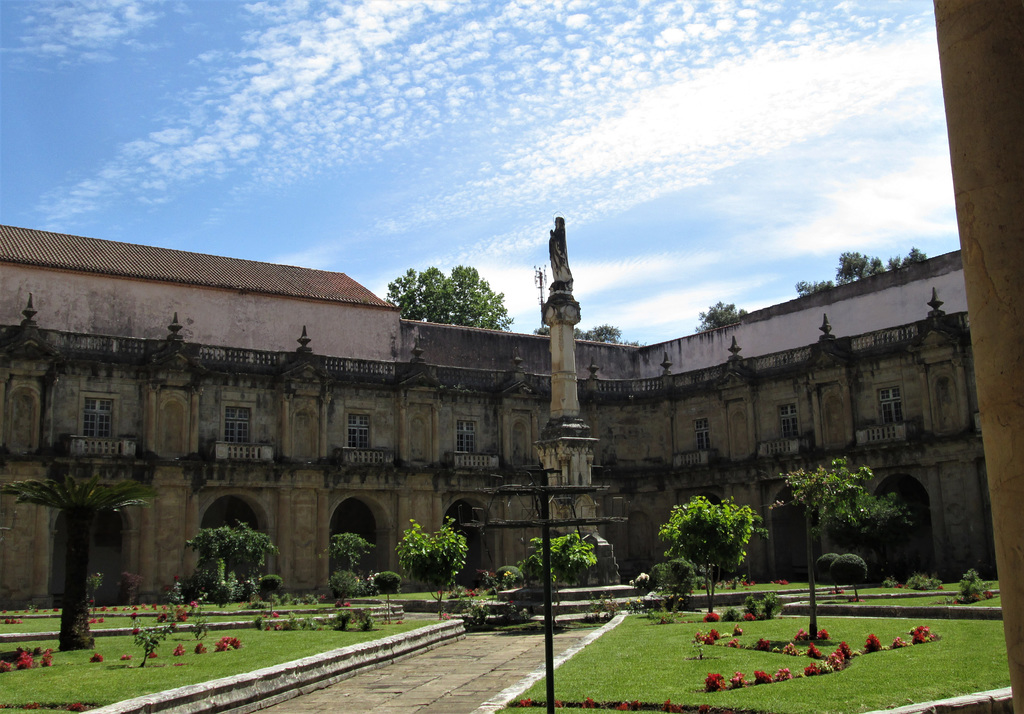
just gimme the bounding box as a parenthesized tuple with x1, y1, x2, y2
(456, 420, 476, 453)
(224, 406, 250, 443)
(879, 387, 903, 424)
(347, 414, 370, 448)
(694, 418, 710, 451)
(780, 403, 799, 438)
(83, 398, 112, 437)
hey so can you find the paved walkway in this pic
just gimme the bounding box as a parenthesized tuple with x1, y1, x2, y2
(257, 627, 594, 714)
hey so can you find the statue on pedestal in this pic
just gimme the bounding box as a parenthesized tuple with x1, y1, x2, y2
(549, 216, 573, 294)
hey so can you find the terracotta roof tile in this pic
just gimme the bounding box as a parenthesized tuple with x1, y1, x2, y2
(0, 224, 394, 309)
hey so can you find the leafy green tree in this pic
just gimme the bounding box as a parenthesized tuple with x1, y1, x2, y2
(824, 491, 916, 574)
(186, 522, 278, 576)
(534, 323, 640, 345)
(329, 532, 375, 572)
(657, 496, 765, 613)
(796, 248, 927, 296)
(830, 553, 868, 600)
(396, 519, 468, 616)
(780, 458, 874, 635)
(696, 302, 748, 332)
(387, 266, 512, 330)
(836, 251, 886, 284)
(795, 279, 835, 297)
(2, 475, 154, 650)
(521, 532, 597, 589)
(374, 571, 402, 623)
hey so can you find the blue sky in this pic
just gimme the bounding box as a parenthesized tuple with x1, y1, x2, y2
(1, 0, 960, 345)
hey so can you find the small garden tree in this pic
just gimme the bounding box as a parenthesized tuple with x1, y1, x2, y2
(374, 571, 402, 623)
(825, 491, 916, 575)
(330, 532, 375, 571)
(521, 532, 597, 591)
(658, 496, 765, 613)
(396, 518, 468, 617)
(830, 553, 869, 601)
(185, 522, 278, 603)
(780, 458, 873, 636)
(2, 475, 154, 651)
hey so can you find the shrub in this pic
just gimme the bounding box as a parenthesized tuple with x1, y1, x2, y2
(704, 673, 727, 692)
(743, 591, 781, 620)
(782, 642, 800, 656)
(816, 552, 839, 583)
(729, 672, 746, 689)
(650, 558, 699, 609)
(259, 574, 283, 592)
(906, 572, 942, 591)
(329, 569, 360, 599)
(830, 553, 869, 600)
(721, 607, 740, 622)
(957, 568, 987, 604)
(496, 565, 524, 588)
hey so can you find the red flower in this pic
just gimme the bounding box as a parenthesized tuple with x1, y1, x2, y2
(173, 644, 186, 656)
(804, 662, 820, 676)
(89, 652, 103, 663)
(865, 633, 883, 653)
(743, 612, 756, 621)
(194, 643, 207, 654)
(755, 638, 771, 652)
(703, 612, 720, 623)
(704, 672, 727, 692)
(753, 670, 773, 685)
(806, 643, 823, 659)
(816, 628, 829, 640)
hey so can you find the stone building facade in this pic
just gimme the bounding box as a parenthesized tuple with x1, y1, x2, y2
(0, 225, 992, 605)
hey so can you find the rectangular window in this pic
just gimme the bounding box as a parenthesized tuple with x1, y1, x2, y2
(879, 387, 903, 424)
(456, 420, 476, 453)
(224, 406, 251, 443)
(83, 398, 112, 438)
(694, 418, 710, 451)
(780, 403, 799, 438)
(347, 414, 370, 449)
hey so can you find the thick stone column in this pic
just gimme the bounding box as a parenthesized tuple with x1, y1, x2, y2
(934, 1, 1024, 707)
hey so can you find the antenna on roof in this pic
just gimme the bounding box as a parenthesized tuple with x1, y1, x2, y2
(533, 265, 547, 325)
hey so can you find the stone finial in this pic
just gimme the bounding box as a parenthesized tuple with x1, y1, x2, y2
(927, 287, 946, 318)
(21, 293, 37, 327)
(819, 314, 835, 341)
(296, 325, 312, 353)
(411, 336, 425, 363)
(588, 361, 600, 379)
(661, 352, 673, 375)
(728, 336, 742, 361)
(167, 312, 184, 341)
(512, 347, 524, 371)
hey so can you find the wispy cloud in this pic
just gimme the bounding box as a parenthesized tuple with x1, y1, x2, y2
(9, 0, 164, 62)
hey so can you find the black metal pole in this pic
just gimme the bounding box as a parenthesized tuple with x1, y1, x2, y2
(541, 494, 555, 714)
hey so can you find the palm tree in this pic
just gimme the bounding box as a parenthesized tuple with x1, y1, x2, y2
(1, 475, 154, 650)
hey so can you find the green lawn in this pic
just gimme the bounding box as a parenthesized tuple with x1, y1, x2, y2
(0, 621, 422, 710)
(510, 615, 1009, 713)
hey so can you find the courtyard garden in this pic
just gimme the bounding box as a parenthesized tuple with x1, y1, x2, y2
(505, 613, 1009, 712)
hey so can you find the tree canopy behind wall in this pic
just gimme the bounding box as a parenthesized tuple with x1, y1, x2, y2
(387, 266, 512, 330)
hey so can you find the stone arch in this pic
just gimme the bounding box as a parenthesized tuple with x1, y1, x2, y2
(445, 498, 485, 587)
(329, 497, 380, 573)
(158, 393, 188, 457)
(6, 384, 40, 453)
(875, 474, 934, 575)
(769, 486, 809, 580)
(50, 509, 125, 606)
(291, 406, 318, 461)
(200, 494, 263, 531)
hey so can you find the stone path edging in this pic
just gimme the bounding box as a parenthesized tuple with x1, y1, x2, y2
(86, 620, 466, 714)
(862, 687, 1013, 714)
(471, 612, 628, 713)
(782, 601, 1002, 620)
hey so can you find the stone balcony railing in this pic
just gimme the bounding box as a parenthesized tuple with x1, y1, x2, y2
(757, 438, 804, 458)
(453, 452, 499, 470)
(855, 422, 908, 446)
(214, 442, 274, 461)
(673, 449, 715, 467)
(340, 447, 394, 465)
(68, 436, 137, 457)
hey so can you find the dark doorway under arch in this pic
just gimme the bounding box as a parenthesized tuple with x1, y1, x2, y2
(770, 487, 809, 580)
(51, 510, 124, 606)
(329, 498, 378, 574)
(876, 474, 934, 576)
(201, 495, 260, 530)
(445, 500, 484, 587)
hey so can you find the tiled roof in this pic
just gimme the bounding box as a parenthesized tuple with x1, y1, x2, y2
(0, 224, 394, 309)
